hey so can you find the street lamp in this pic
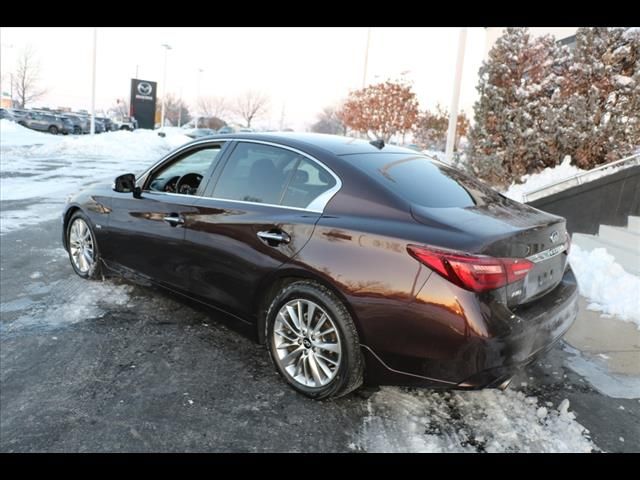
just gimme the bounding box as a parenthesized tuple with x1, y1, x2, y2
(90, 28, 97, 135)
(195, 68, 203, 128)
(160, 43, 172, 130)
(445, 28, 467, 164)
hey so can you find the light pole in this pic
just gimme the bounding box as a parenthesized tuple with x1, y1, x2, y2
(445, 28, 467, 164)
(362, 27, 371, 88)
(90, 28, 97, 135)
(178, 86, 183, 127)
(160, 43, 172, 129)
(195, 68, 203, 128)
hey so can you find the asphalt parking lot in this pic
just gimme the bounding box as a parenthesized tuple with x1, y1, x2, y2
(1, 216, 639, 452)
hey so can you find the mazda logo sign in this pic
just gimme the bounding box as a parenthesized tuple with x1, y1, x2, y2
(137, 82, 153, 96)
(550, 231, 559, 243)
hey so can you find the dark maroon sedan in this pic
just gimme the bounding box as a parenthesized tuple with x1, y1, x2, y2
(62, 133, 578, 399)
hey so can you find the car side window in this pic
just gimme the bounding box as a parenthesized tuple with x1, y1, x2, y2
(147, 146, 222, 195)
(211, 142, 301, 205)
(280, 158, 337, 209)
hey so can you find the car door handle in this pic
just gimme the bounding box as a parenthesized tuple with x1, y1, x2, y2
(257, 230, 291, 245)
(163, 214, 185, 226)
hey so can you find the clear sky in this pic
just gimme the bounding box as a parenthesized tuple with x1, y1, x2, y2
(0, 27, 489, 130)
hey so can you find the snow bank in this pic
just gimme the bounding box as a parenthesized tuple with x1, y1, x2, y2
(359, 387, 596, 452)
(0, 120, 191, 234)
(4, 127, 191, 161)
(569, 244, 640, 328)
(0, 119, 62, 146)
(502, 156, 626, 202)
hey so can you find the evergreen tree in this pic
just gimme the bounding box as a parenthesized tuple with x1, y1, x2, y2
(467, 28, 569, 185)
(559, 27, 640, 168)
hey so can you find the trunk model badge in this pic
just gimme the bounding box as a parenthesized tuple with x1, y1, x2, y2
(549, 231, 559, 243)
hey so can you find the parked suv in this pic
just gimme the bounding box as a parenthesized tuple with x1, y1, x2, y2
(0, 108, 14, 120)
(98, 117, 115, 132)
(18, 111, 72, 135)
(113, 116, 137, 131)
(63, 114, 90, 134)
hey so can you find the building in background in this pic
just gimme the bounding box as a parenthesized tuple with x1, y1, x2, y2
(1, 91, 12, 109)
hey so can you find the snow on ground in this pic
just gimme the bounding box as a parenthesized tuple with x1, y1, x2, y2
(502, 156, 629, 202)
(0, 119, 62, 146)
(0, 277, 133, 334)
(359, 387, 596, 452)
(0, 120, 191, 234)
(569, 244, 640, 329)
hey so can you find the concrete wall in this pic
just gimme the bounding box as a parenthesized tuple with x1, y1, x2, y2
(528, 165, 640, 235)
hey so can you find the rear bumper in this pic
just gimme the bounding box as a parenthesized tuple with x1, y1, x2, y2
(362, 265, 579, 389)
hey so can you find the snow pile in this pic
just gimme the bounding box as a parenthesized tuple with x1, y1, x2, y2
(569, 244, 640, 328)
(0, 119, 62, 146)
(359, 387, 596, 453)
(0, 120, 192, 234)
(2, 280, 133, 333)
(7, 128, 191, 161)
(502, 156, 626, 202)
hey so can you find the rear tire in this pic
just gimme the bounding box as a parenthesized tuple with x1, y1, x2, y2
(66, 211, 102, 280)
(265, 280, 363, 399)
(48, 125, 59, 135)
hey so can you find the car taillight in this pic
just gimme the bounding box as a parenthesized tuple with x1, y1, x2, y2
(407, 244, 534, 293)
(564, 232, 571, 255)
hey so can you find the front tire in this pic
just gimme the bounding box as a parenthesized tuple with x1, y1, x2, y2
(66, 212, 102, 279)
(48, 125, 59, 135)
(265, 280, 363, 399)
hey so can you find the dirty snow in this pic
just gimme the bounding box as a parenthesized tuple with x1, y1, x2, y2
(502, 156, 630, 202)
(0, 279, 133, 333)
(359, 387, 596, 452)
(569, 244, 640, 329)
(0, 120, 191, 234)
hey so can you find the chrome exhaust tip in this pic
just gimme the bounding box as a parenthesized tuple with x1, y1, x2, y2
(497, 377, 513, 391)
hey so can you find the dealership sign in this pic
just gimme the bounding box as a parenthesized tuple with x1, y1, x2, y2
(130, 78, 157, 129)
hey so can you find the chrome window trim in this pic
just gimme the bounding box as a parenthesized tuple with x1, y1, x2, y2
(138, 137, 343, 214)
(526, 243, 567, 263)
(144, 191, 324, 214)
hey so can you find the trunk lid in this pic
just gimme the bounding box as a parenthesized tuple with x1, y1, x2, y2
(411, 197, 569, 306)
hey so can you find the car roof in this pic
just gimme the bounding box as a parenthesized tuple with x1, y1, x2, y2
(189, 132, 417, 156)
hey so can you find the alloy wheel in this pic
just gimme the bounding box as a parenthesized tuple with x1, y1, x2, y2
(272, 299, 342, 388)
(68, 218, 95, 274)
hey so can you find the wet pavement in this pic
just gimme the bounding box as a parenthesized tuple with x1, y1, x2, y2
(1, 217, 639, 452)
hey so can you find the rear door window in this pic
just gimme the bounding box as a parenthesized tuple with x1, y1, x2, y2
(209, 142, 339, 210)
(211, 142, 301, 205)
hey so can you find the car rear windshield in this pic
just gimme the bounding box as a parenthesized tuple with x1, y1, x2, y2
(345, 153, 503, 208)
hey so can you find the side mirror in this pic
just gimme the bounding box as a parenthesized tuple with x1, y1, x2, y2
(114, 173, 142, 198)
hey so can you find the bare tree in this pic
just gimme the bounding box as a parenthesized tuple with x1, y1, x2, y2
(14, 45, 47, 108)
(339, 80, 419, 142)
(310, 105, 346, 135)
(155, 94, 192, 126)
(197, 96, 229, 120)
(233, 91, 269, 128)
